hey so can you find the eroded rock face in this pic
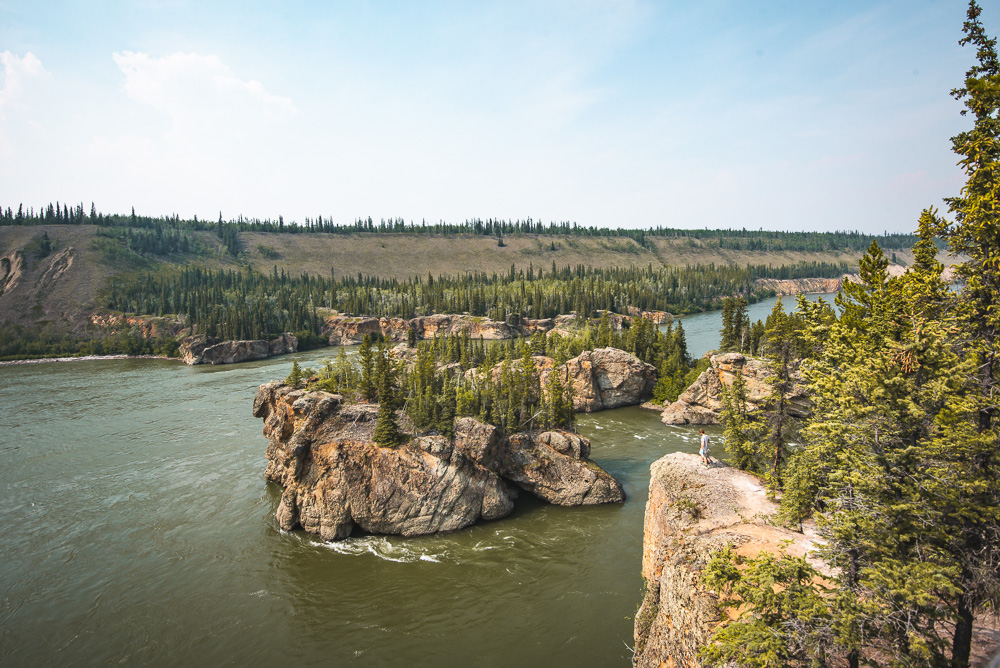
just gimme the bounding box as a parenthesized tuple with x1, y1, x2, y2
(754, 276, 845, 295)
(659, 352, 808, 425)
(634, 453, 823, 667)
(320, 311, 669, 346)
(500, 431, 624, 505)
(558, 348, 657, 412)
(254, 382, 625, 540)
(180, 333, 298, 365)
(465, 348, 656, 413)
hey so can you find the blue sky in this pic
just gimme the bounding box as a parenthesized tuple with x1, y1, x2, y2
(0, 1, 994, 232)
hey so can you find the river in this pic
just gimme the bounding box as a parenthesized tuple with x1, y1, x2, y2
(0, 293, 835, 666)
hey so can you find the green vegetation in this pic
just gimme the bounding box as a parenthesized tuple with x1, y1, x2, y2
(102, 260, 850, 353)
(699, 546, 831, 668)
(703, 5, 1000, 664)
(297, 309, 694, 438)
(0, 322, 179, 361)
(0, 199, 918, 253)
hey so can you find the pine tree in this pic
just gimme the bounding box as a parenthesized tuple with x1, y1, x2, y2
(720, 367, 759, 472)
(760, 298, 797, 487)
(285, 360, 303, 389)
(373, 344, 404, 447)
(719, 297, 737, 351)
(936, 3, 1000, 659)
(359, 334, 375, 401)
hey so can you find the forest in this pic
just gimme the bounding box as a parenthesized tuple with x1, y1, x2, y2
(0, 199, 919, 254)
(693, 5, 1000, 665)
(282, 307, 696, 445)
(101, 260, 851, 343)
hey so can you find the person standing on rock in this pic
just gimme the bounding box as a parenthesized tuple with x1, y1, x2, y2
(699, 429, 712, 467)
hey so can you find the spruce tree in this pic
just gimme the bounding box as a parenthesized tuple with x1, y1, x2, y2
(720, 368, 759, 472)
(285, 360, 303, 389)
(937, 3, 1000, 659)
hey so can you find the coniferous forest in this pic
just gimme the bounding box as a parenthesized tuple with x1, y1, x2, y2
(695, 5, 1000, 665)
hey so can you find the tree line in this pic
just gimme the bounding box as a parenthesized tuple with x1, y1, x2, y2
(0, 200, 919, 253)
(103, 260, 853, 349)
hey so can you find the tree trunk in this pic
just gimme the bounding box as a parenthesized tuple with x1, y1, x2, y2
(951, 591, 974, 668)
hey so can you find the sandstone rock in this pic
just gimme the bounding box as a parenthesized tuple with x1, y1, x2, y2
(254, 382, 625, 540)
(499, 430, 624, 505)
(88, 313, 186, 340)
(255, 382, 514, 540)
(552, 347, 657, 412)
(754, 276, 845, 296)
(634, 453, 823, 667)
(320, 311, 644, 347)
(180, 333, 298, 365)
(659, 352, 808, 425)
(465, 348, 656, 413)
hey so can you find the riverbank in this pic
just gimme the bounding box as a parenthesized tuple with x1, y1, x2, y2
(0, 353, 176, 366)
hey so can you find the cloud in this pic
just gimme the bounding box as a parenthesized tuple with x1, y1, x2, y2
(111, 51, 297, 124)
(0, 51, 47, 120)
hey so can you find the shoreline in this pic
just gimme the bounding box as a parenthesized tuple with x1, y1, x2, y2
(0, 354, 177, 367)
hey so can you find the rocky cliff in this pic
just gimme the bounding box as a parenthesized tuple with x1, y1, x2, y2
(659, 352, 808, 425)
(253, 382, 625, 540)
(633, 453, 822, 667)
(754, 276, 845, 295)
(321, 311, 669, 346)
(180, 333, 298, 365)
(463, 347, 657, 413)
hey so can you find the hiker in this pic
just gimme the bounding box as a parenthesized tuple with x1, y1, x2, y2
(699, 429, 711, 467)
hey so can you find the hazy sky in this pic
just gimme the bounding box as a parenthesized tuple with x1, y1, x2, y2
(0, 1, 994, 233)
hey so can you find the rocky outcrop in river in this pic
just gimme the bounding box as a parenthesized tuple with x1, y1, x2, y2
(658, 352, 808, 425)
(180, 333, 298, 365)
(633, 453, 822, 667)
(463, 347, 657, 413)
(253, 382, 625, 540)
(558, 348, 658, 412)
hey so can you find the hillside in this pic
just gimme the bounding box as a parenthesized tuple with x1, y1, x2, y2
(1, 224, 921, 335)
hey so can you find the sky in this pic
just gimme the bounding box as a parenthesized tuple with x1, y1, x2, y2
(0, 0, 995, 233)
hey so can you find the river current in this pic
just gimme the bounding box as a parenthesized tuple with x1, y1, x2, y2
(0, 294, 834, 666)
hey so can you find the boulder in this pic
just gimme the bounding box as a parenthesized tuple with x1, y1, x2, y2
(253, 382, 625, 541)
(500, 431, 624, 505)
(553, 347, 657, 412)
(659, 352, 808, 425)
(180, 333, 298, 365)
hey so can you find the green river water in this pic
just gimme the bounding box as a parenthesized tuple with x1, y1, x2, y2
(0, 294, 833, 667)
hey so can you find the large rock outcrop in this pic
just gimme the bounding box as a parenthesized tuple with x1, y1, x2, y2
(633, 453, 823, 667)
(321, 312, 667, 346)
(253, 382, 624, 540)
(465, 348, 657, 413)
(558, 347, 657, 412)
(659, 352, 808, 425)
(754, 276, 845, 295)
(180, 333, 298, 365)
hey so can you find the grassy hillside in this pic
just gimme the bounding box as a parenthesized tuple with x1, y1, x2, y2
(0, 225, 921, 334)
(238, 230, 906, 281)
